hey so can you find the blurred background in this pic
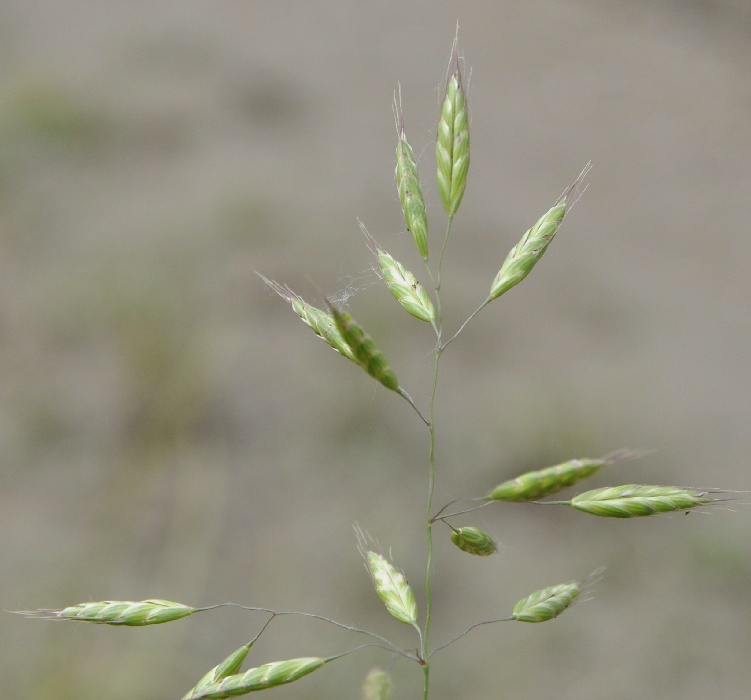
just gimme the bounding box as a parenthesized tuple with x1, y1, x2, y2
(2, 1, 750, 698)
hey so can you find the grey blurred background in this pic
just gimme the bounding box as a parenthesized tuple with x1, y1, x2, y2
(2, 1, 750, 698)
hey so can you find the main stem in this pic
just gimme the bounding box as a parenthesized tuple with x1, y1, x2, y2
(422, 217, 452, 700)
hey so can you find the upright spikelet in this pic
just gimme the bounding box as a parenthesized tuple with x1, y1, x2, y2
(183, 657, 332, 699)
(394, 89, 429, 260)
(182, 641, 255, 700)
(486, 449, 642, 502)
(488, 163, 590, 301)
(436, 37, 470, 217)
(360, 223, 435, 324)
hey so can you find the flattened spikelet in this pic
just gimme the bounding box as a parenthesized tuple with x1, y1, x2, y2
(258, 274, 356, 362)
(361, 223, 435, 323)
(37, 599, 196, 626)
(394, 89, 429, 260)
(182, 642, 254, 700)
(450, 526, 498, 557)
(436, 37, 470, 217)
(183, 657, 330, 699)
(568, 485, 715, 518)
(511, 581, 581, 623)
(329, 303, 400, 392)
(488, 163, 590, 301)
(487, 449, 642, 502)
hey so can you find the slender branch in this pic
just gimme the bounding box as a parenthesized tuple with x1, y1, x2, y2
(431, 500, 494, 522)
(398, 387, 431, 427)
(440, 297, 490, 351)
(430, 616, 514, 657)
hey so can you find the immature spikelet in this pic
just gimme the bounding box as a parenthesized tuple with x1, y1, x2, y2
(46, 599, 196, 626)
(488, 163, 591, 301)
(184, 657, 330, 699)
(362, 667, 393, 700)
(258, 274, 356, 362)
(182, 642, 254, 700)
(486, 449, 641, 502)
(394, 89, 429, 260)
(360, 223, 435, 323)
(510, 581, 581, 623)
(436, 37, 470, 216)
(568, 484, 715, 518)
(329, 303, 400, 392)
(450, 526, 498, 557)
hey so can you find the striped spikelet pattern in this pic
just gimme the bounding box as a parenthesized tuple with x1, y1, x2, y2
(360, 223, 435, 323)
(182, 642, 254, 700)
(511, 580, 581, 623)
(361, 667, 393, 700)
(46, 599, 196, 626)
(436, 38, 469, 217)
(488, 164, 590, 301)
(487, 449, 641, 502)
(449, 526, 498, 557)
(258, 275, 356, 362)
(329, 303, 400, 392)
(568, 485, 715, 518)
(394, 90, 429, 260)
(365, 550, 418, 626)
(183, 657, 329, 699)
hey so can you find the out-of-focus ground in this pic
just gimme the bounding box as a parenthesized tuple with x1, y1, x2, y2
(2, 1, 750, 698)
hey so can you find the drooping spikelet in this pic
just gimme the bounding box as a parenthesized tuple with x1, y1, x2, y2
(329, 303, 400, 392)
(183, 657, 331, 699)
(488, 163, 591, 301)
(394, 89, 429, 260)
(361, 667, 393, 700)
(436, 36, 470, 217)
(360, 223, 435, 324)
(449, 526, 498, 557)
(37, 599, 196, 626)
(567, 485, 716, 518)
(182, 641, 255, 700)
(486, 449, 642, 502)
(258, 274, 356, 362)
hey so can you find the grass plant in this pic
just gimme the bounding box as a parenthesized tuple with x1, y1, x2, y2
(21, 32, 731, 700)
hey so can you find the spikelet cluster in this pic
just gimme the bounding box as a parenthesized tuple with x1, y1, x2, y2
(436, 41, 470, 217)
(51, 599, 196, 626)
(569, 485, 715, 518)
(361, 223, 435, 323)
(395, 92, 429, 260)
(488, 164, 590, 301)
(184, 657, 329, 699)
(449, 526, 498, 557)
(182, 642, 254, 700)
(487, 449, 640, 502)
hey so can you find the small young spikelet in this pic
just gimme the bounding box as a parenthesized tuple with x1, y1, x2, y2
(394, 89, 429, 261)
(486, 449, 641, 502)
(53, 599, 196, 625)
(449, 526, 498, 557)
(568, 484, 715, 518)
(488, 163, 591, 301)
(360, 223, 435, 324)
(361, 667, 393, 700)
(183, 657, 331, 699)
(329, 303, 400, 392)
(181, 641, 254, 700)
(258, 274, 356, 362)
(436, 35, 470, 217)
(510, 580, 581, 623)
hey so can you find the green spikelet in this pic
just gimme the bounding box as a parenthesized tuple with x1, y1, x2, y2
(53, 599, 196, 626)
(329, 303, 400, 392)
(394, 89, 429, 260)
(486, 449, 641, 502)
(360, 223, 435, 323)
(362, 667, 393, 700)
(258, 275, 356, 362)
(450, 526, 498, 557)
(183, 657, 331, 699)
(510, 581, 581, 623)
(436, 38, 470, 217)
(488, 163, 590, 301)
(567, 485, 715, 518)
(182, 642, 255, 700)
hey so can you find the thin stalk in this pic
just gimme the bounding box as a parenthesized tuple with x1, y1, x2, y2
(441, 297, 491, 351)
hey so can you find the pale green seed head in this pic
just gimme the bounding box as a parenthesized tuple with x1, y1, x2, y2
(182, 643, 254, 700)
(362, 667, 393, 700)
(56, 599, 195, 626)
(569, 484, 715, 518)
(365, 550, 418, 626)
(450, 526, 498, 557)
(511, 581, 581, 623)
